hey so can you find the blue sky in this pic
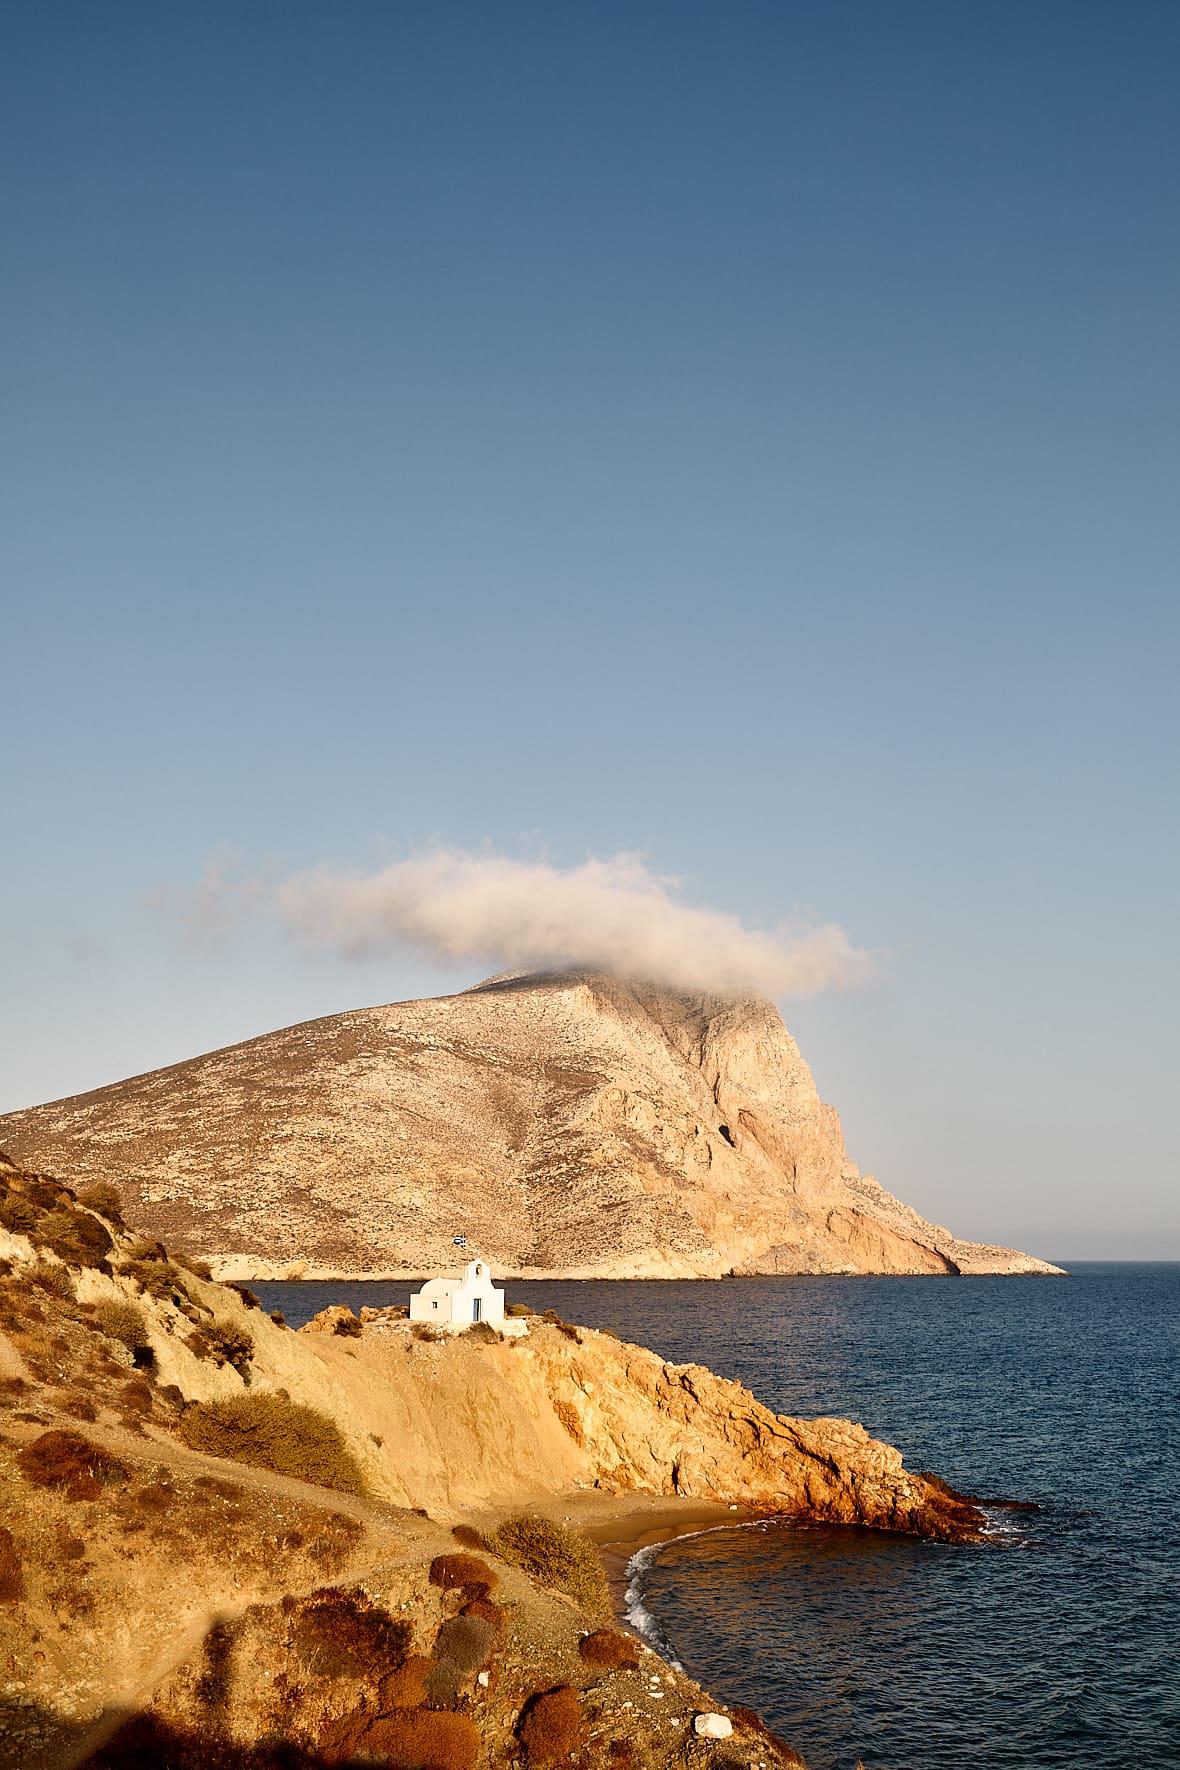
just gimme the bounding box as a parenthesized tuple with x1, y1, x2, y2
(3, 3, 1177, 1257)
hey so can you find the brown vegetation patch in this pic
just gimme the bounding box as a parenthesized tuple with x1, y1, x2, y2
(183, 1318, 254, 1375)
(0, 1526, 24, 1601)
(428, 1553, 497, 1595)
(178, 1394, 364, 1493)
(78, 1180, 124, 1224)
(304, 1507, 367, 1571)
(59, 1390, 99, 1421)
(485, 1514, 609, 1617)
(35, 1207, 113, 1269)
(518, 1686, 586, 1764)
(378, 1652, 433, 1709)
(17, 1428, 129, 1500)
(450, 1522, 486, 1549)
(291, 1587, 411, 1678)
(361, 1709, 480, 1770)
(577, 1629, 639, 1670)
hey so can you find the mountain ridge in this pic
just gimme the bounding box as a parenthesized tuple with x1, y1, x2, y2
(0, 971, 1063, 1278)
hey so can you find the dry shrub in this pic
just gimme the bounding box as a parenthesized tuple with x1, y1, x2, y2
(464, 1320, 500, 1344)
(59, 1391, 98, 1422)
(0, 1193, 38, 1235)
(306, 1508, 367, 1571)
(193, 1473, 244, 1501)
(518, 1687, 585, 1764)
(120, 1377, 154, 1415)
(451, 1522, 486, 1549)
(411, 1322, 443, 1342)
(17, 1429, 129, 1500)
(505, 1301, 533, 1318)
(172, 1253, 214, 1281)
(485, 1514, 610, 1618)
(363, 1709, 479, 1770)
(426, 1612, 497, 1706)
(552, 1398, 583, 1443)
(97, 1299, 151, 1358)
(0, 1527, 24, 1602)
(379, 1653, 432, 1708)
(124, 1236, 167, 1262)
(429, 1553, 497, 1594)
(578, 1629, 639, 1670)
(78, 1181, 124, 1225)
(35, 1207, 113, 1269)
(29, 1259, 75, 1299)
(541, 1309, 582, 1344)
(226, 1281, 261, 1310)
(122, 1258, 185, 1301)
(292, 1587, 411, 1677)
(133, 1482, 174, 1512)
(178, 1394, 364, 1493)
(269, 1310, 286, 1327)
(332, 1312, 363, 1337)
(184, 1318, 253, 1375)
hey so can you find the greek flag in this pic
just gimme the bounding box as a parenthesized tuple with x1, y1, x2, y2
(452, 1233, 467, 1250)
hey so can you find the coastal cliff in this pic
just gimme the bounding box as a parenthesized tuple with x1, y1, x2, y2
(0, 1157, 984, 1768)
(0, 972, 1062, 1279)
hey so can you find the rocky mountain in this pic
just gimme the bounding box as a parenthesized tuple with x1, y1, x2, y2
(0, 971, 1061, 1278)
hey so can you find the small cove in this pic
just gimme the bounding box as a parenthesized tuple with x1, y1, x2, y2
(256, 1266, 1179, 1770)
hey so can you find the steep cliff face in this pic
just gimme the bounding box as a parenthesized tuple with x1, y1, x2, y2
(0, 973, 1061, 1277)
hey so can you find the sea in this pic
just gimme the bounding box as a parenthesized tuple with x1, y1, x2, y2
(255, 1266, 1180, 1770)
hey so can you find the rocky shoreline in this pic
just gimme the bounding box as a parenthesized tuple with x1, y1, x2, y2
(2, 1155, 988, 1768)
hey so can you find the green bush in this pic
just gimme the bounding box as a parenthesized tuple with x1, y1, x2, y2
(485, 1514, 610, 1618)
(178, 1394, 365, 1494)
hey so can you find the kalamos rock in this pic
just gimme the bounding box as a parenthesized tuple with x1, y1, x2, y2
(0, 971, 1062, 1278)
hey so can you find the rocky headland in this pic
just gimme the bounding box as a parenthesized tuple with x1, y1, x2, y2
(0, 1153, 988, 1769)
(0, 972, 1062, 1279)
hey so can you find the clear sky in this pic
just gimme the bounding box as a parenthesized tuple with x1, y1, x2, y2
(3, 3, 1177, 1259)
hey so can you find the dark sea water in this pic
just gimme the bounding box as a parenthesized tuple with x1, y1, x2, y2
(256, 1267, 1180, 1770)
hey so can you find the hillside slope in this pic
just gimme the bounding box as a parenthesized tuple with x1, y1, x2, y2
(0, 972, 1060, 1277)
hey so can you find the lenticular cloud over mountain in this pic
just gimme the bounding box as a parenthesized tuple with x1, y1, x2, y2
(278, 849, 874, 998)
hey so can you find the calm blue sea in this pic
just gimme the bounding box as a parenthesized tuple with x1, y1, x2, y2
(256, 1266, 1180, 1770)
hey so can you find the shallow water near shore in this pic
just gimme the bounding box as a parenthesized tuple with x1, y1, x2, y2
(257, 1264, 1179, 1770)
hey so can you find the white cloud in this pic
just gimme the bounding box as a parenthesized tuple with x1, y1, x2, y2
(277, 848, 873, 999)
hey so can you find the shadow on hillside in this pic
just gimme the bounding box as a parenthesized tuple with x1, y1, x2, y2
(0, 1700, 368, 1770)
(82, 1716, 365, 1769)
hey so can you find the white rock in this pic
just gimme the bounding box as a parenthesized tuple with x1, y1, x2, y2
(694, 1714, 734, 1740)
(477, 1671, 490, 1687)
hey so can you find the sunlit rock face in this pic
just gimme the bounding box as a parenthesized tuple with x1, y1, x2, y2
(0, 971, 1061, 1278)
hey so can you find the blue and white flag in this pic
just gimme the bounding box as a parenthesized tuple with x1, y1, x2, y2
(452, 1233, 467, 1250)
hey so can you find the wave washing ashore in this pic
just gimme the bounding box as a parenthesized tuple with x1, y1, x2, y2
(260, 1266, 1180, 1770)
